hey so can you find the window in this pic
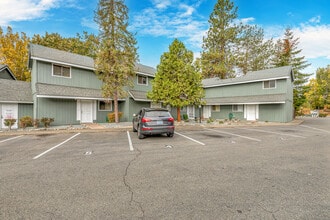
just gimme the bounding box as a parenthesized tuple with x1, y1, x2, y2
(232, 105, 243, 112)
(263, 80, 276, 89)
(53, 64, 71, 77)
(211, 105, 220, 112)
(137, 75, 148, 85)
(99, 101, 112, 111)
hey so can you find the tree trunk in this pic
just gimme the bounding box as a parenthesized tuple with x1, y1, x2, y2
(114, 90, 119, 123)
(177, 107, 181, 122)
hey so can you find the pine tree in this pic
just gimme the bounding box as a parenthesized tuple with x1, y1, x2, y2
(201, 0, 238, 79)
(147, 39, 204, 121)
(273, 28, 311, 113)
(236, 25, 274, 74)
(0, 26, 30, 81)
(94, 0, 138, 123)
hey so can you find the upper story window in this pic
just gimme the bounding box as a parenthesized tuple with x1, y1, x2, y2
(263, 80, 276, 89)
(53, 64, 71, 78)
(137, 75, 148, 85)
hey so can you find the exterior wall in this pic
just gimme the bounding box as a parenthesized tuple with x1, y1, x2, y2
(127, 98, 150, 122)
(35, 61, 102, 88)
(18, 104, 33, 120)
(36, 98, 78, 126)
(259, 104, 285, 122)
(205, 78, 288, 98)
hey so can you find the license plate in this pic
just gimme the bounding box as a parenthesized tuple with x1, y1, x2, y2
(157, 120, 163, 125)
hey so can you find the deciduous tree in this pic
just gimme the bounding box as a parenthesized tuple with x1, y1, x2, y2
(31, 32, 99, 58)
(0, 26, 30, 81)
(148, 39, 204, 121)
(94, 0, 138, 123)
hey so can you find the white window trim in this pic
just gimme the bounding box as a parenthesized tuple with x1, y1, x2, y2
(137, 75, 148, 86)
(52, 63, 71, 78)
(263, 80, 276, 89)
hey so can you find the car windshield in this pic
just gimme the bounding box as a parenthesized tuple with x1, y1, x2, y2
(145, 111, 171, 117)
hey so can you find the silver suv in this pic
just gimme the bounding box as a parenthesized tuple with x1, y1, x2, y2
(132, 108, 175, 139)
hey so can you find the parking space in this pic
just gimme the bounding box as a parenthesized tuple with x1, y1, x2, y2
(1, 118, 329, 219)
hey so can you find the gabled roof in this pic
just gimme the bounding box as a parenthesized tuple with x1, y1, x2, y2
(128, 90, 150, 102)
(203, 66, 294, 88)
(0, 79, 33, 103)
(36, 83, 103, 100)
(29, 44, 94, 70)
(203, 93, 287, 105)
(0, 64, 16, 80)
(29, 44, 156, 76)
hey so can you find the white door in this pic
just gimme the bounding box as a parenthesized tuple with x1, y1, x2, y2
(187, 105, 195, 119)
(246, 104, 257, 121)
(1, 104, 18, 129)
(81, 101, 93, 123)
(203, 106, 211, 119)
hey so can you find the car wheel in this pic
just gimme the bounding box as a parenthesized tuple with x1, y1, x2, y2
(132, 123, 137, 132)
(167, 132, 174, 137)
(137, 126, 145, 139)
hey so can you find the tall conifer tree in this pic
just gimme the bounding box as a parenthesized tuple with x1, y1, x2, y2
(201, 0, 238, 79)
(148, 39, 204, 121)
(94, 0, 138, 123)
(273, 28, 311, 113)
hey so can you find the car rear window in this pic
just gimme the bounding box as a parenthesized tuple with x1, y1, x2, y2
(145, 111, 171, 117)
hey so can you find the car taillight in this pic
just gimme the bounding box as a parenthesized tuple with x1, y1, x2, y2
(141, 117, 152, 123)
(168, 117, 174, 122)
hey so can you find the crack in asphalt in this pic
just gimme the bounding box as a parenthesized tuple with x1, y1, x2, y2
(123, 147, 145, 219)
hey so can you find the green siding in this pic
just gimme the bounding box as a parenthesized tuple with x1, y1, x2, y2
(205, 79, 288, 98)
(18, 104, 33, 119)
(36, 61, 102, 89)
(36, 98, 78, 125)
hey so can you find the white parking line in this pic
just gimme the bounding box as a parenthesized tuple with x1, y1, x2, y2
(175, 132, 205, 146)
(204, 128, 261, 142)
(33, 133, 81, 159)
(127, 131, 134, 151)
(300, 125, 330, 134)
(0, 135, 24, 143)
(238, 127, 306, 138)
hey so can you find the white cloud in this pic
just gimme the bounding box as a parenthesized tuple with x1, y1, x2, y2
(130, 0, 208, 51)
(294, 24, 330, 60)
(0, 0, 59, 26)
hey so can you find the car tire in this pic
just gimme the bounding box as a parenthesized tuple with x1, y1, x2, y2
(137, 126, 145, 139)
(167, 132, 174, 137)
(132, 123, 137, 132)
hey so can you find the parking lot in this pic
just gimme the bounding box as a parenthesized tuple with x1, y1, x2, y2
(1, 118, 329, 219)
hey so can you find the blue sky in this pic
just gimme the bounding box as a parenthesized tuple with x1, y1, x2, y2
(1, 0, 330, 76)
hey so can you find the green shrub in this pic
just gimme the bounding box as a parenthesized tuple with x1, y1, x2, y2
(41, 117, 54, 128)
(107, 112, 123, 123)
(182, 113, 188, 121)
(4, 118, 16, 130)
(19, 116, 33, 129)
(319, 113, 327, 117)
(207, 117, 214, 123)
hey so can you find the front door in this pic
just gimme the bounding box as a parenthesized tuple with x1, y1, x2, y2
(187, 105, 195, 119)
(1, 104, 18, 129)
(81, 101, 93, 123)
(203, 106, 211, 119)
(246, 104, 257, 121)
